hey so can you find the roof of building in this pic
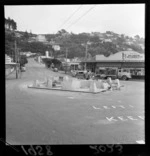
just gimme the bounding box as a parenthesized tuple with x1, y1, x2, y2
(82, 51, 144, 63)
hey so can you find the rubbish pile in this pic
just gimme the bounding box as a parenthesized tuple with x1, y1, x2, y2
(28, 76, 122, 93)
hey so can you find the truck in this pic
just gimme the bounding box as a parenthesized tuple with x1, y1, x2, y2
(95, 67, 132, 80)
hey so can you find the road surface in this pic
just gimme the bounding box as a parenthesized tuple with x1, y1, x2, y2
(6, 58, 144, 144)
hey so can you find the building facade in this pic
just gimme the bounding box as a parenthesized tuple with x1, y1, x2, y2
(82, 51, 145, 77)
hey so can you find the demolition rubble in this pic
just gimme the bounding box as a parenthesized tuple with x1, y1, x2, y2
(28, 76, 122, 93)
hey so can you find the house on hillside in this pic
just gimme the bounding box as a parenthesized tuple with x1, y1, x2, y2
(106, 34, 113, 37)
(90, 32, 101, 37)
(5, 54, 13, 63)
(36, 35, 47, 42)
(28, 36, 36, 42)
(101, 39, 112, 43)
(15, 32, 23, 38)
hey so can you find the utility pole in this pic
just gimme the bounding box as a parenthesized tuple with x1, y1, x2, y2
(14, 40, 17, 62)
(65, 48, 68, 74)
(14, 40, 19, 79)
(84, 41, 89, 71)
(65, 47, 68, 61)
(18, 47, 20, 63)
(85, 43, 88, 59)
(14, 40, 19, 63)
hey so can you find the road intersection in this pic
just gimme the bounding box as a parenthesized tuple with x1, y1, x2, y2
(6, 58, 145, 144)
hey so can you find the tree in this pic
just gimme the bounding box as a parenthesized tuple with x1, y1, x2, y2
(19, 55, 28, 66)
(5, 30, 16, 56)
(42, 58, 62, 69)
(5, 17, 17, 31)
(134, 35, 140, 40)
(56, 29, 68, 37)
(5, 18, 9, 29)
(23, 31, 30, 41)
(7, 17, 11, 30)
(11, 19, 17, 30)
(89, 36, 100, 43)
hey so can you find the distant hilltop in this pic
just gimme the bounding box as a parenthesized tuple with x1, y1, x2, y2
(5, 18, 144, 58)
(13, 30, 144, 48)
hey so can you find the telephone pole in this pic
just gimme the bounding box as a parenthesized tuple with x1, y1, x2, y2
(65, 48, 68, 74)
(14, 40, 19, 79)
(14, 40, 19, 63)
(14, 40, 17, 62)
(84, 41, 90, 70)
(85, 43, 88, 59)
(65, 47, 68, 61)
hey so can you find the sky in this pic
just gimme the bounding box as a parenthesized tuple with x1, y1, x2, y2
(4, 4, 145, 37)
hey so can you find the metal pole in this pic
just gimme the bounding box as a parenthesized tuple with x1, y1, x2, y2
(65, 48, 68, 74)
(14, 40, 17, 62)
(66, 48, 68, 60)
(85, 42, 88, 70)
(85, 43, 88, 59)
(14, 40, 19, 79)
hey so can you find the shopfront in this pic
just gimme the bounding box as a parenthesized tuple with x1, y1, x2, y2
(82, 51, 145, 78)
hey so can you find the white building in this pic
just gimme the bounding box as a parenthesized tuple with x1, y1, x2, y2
(5, 54, 12, 63)
(36, 35, 47, 42)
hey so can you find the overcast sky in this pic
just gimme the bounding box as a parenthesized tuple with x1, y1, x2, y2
(4, 4, 145, 37)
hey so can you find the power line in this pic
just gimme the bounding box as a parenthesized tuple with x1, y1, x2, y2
(66, 5, 96, 30)
(57, 5, 83, 31)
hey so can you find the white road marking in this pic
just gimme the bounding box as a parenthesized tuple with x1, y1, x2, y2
(127, 116, 138, 120)
(118, 116, 128, 121)
(105, 115, 144, 122)
(129, 105, 134, 108)
(111, 106, 116, 108)
(93, 106, 101, 109)
(118, 105, 125, 109)
(138, 116, 144, 120)
(136, 140, 145, 144)
(106, 117, 118, 122)
(103, 106, 110, 109)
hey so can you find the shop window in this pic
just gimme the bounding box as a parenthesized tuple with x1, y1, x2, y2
(129, 68, 144, 76)
(109, 69, 117, 75)
(99, 70, 105, 74)
(137, 69, 144, 76)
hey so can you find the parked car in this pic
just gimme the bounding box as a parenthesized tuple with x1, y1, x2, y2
(53, 68, 58, 72)
(72, 70, 87, 79)
(21, 66, 26, 72)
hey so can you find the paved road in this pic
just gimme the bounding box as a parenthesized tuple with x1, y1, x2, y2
(6, 58, 144, 144)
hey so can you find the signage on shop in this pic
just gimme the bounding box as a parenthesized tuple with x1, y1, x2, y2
(122, 52, 144, 61)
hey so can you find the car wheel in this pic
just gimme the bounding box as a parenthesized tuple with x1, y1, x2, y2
(122, 75, 127, 80)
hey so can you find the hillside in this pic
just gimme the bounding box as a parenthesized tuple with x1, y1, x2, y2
(5, 28, 145, 59)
